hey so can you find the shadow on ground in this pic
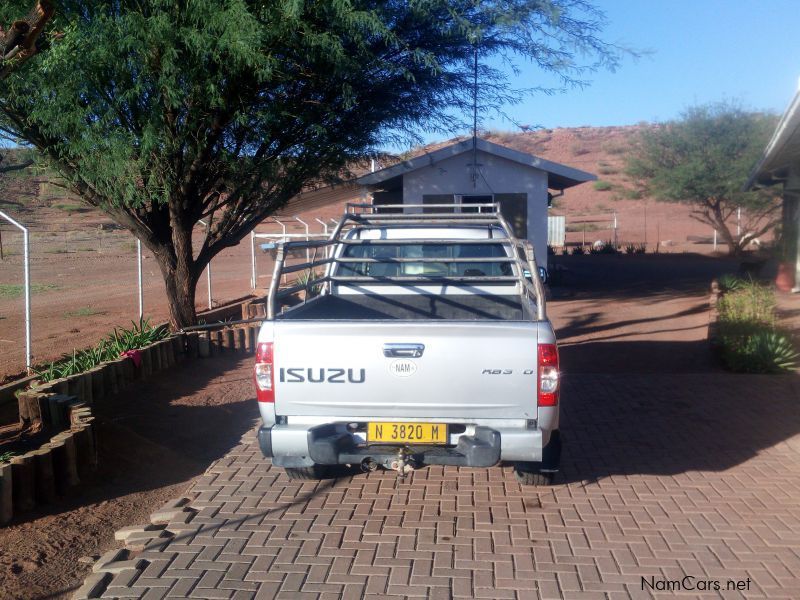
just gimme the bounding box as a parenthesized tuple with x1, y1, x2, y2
(558, 356, 800, 483)
(549, 253, 739, 301)
(12, 354, 258, 524)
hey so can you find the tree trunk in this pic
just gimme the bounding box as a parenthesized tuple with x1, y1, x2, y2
(151, 220, 201, 330)
(162, 264, 198, 330)
(707, 202, 741, 256)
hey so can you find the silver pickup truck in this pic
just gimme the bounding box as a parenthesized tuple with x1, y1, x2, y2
(253, 203, 561, 485)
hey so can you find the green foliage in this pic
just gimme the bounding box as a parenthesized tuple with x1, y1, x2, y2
(64, 307, 107, 318)
(603, 143, 627, 155)
(718, 281, 776, 328)
(0, 0, 628, 328)
(296, 269, 323, 298)
(0, 451, 16, 463)
(720, 330, 798, 374)
(34, 318, 168, 382)
(624, 243, 647, 254)
(0, 283, 59, 298)
(717, 274, 745, 293)
(717, 281, 797, 373)
(593, 180, 613, 191)
(589, 241, 619, 255)
(625, 102, 780, 255)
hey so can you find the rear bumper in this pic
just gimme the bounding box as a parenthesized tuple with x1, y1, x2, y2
(258, 423, 559, 470)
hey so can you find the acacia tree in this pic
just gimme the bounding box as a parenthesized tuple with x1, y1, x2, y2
(625, 103, 780, 256)
(0, 1, 625, 328)
(0, 0, 52, 174)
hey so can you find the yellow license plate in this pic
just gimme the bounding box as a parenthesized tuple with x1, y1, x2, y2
(367, 422, 448, 444)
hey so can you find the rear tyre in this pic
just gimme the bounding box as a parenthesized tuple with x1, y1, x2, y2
(513, 466, 554, 486)
(284, 465, 330, 480)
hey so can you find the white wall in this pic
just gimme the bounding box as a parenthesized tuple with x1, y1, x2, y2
(401, 149, 550, 267)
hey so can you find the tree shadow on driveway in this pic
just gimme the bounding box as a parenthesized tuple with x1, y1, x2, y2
(557, 339, 800, 484)
(14, 354, 260, 522)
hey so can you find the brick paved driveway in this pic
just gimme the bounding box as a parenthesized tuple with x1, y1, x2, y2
(80, 256, 800, 599)
(82, 370, 800, 600)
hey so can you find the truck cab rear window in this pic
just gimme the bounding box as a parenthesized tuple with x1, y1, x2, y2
(338, 243, 513, 277)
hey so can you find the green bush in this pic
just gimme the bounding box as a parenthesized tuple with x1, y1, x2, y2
(717, 281, 797, 373)
(718, 281, 776, 328)
(593, 180, 613, 191)
(570, 245, 586, 255)
(720, 330, 798, 374)
(717, 274, 744, 293)
(624, 243, 647, 255)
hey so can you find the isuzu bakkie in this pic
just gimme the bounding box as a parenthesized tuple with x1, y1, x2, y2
(253, 203, 561, 485)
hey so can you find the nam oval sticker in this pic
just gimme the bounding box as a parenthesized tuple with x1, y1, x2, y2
(389, 359, 417, 377)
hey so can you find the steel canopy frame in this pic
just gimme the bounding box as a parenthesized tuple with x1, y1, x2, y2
(0, 210, 31, 372)
(265, 203, 548, 321)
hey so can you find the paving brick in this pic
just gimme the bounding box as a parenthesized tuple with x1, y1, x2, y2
(73, 364, 800, 600)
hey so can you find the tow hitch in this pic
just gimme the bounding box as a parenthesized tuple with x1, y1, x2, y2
(390, 446, 414, 479)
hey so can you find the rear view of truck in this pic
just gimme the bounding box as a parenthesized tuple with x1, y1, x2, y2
(253, 203, 561, 485)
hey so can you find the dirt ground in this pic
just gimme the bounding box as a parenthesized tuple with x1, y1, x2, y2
(0, 354, 259, 600)
(0, 253, 751, 600)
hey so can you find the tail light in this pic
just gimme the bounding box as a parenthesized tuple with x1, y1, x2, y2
(255, 342, 274, 403)
(538, 344, 560, 406)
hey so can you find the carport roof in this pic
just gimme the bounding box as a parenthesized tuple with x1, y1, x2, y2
(746, 88, 800, 189)
(357, 137, 596, 191)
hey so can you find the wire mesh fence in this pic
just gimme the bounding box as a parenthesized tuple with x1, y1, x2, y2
(0, 213, 337, 380)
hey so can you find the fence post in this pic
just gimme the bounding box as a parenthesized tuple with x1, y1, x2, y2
(250, 230, 257, 289)
(137, 238, 143, 320)
(0, 210, 31, 372)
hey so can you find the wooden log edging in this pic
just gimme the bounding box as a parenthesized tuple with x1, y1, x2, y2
(1, 334, 191, 526)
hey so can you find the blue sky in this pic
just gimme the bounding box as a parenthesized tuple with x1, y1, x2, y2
(473, 0, 800, 134)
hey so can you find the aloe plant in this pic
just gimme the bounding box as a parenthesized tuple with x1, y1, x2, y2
(34, 318, 169, 382)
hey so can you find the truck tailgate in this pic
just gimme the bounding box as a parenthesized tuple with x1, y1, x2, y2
(272, 321, 539, 420)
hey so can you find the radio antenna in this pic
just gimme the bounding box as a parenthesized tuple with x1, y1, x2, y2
(472, 43, 478, 189)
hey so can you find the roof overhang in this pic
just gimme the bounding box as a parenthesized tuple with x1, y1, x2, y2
(357, 137, 596, 191)
(746, 87, 800, 190)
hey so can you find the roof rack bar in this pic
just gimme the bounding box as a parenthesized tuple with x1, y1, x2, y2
(330, 275, 519, 284)
(338, 238, 512, 245)
(336, 256, 516, 264)
(346, 219, 506, 226)
(347, 202, 499, 211)
(349, 211, 501, 219)
(280, 257, 334, 274)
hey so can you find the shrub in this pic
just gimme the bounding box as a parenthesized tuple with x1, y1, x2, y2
(718, 281, 776, 328)
(593, 180, 613, 191)
(570, 144, 590, 156)
(720, 330, 798, 374)
(624, 243, 647, 254)
(599, 242, 619, 254)
(570, 245, 586, 255)
(716, 281, 797, 373)
(717, 274, 745, 293)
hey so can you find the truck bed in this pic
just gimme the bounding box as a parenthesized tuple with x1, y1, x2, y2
(278, 294, 531, 321)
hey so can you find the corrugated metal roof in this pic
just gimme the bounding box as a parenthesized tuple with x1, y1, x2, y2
(746, 87, 800, 189)
(356, 137, 596, 191)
